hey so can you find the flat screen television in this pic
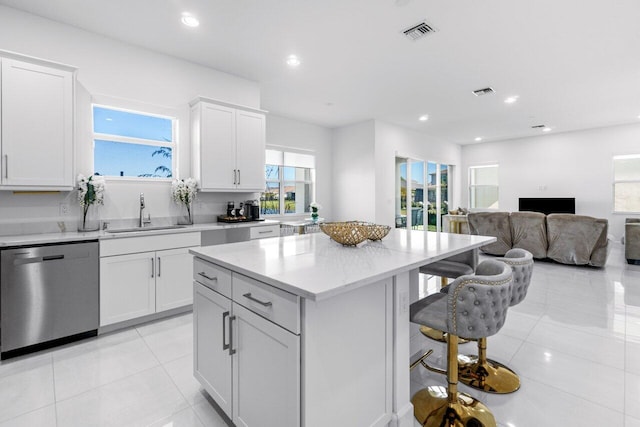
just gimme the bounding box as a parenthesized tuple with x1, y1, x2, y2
(518, 198, 575, 215)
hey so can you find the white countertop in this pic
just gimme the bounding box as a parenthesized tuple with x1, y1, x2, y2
(190, 229, 495, 301)
(0, 220, 279, 247)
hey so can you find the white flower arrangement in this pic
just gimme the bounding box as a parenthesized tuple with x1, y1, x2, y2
(171, 178, 198, 206)
(77, 174, 106, 207)
(310, 202, 322, 211)
(77, 174, 105, 230)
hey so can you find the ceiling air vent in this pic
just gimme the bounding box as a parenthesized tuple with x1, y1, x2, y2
(531, 124, 546, 129)
(473, 87, 495, 96)
(403, 21, 437, 41)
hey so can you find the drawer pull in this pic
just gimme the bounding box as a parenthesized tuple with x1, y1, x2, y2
(243, 292, 273, 307)
(198, 272, 217, 281)
(258, 230, 273, 234)
(229, 315, 237, 355)
(222, 311, 230, 351)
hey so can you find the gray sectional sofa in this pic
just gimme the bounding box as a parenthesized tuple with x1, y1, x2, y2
(468, 211, 609, 267)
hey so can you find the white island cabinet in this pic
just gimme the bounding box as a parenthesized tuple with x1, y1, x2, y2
(191, 229, 495, 427)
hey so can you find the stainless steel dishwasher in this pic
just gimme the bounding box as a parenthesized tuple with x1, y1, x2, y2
(1, 240, 99, 359)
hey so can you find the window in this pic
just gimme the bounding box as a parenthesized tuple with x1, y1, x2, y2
(262, 149, 315, 215)
(93, 105, 176, 179)
(613, 154, 640, 213)
(469, 164, 499, 209)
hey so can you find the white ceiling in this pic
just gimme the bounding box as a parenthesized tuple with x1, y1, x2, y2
(2, 0, 640, 144)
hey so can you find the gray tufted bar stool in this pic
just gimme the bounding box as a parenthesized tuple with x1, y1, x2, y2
(410, 259, 513, 427)
(457, 248, 534, 394)
(418, 249, 477, 343)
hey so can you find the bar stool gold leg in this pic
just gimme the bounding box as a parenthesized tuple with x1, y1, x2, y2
(412, 335, 497, 427)
(457, 337, 520, 394)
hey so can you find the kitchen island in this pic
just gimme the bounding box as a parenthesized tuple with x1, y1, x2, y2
(190, 229, 495, 427)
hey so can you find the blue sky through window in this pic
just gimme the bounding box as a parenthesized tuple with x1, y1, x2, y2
(94, 140, 172, 177)
(93, 106, 172, 142)
(93, 105, 175, 178)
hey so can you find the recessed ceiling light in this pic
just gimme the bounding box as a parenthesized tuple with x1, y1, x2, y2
(419, 114, 429, 122)
(504, 95, 519, 104)
(542, 127, 552, 132)
(474, 137, 483, 142)
(286, 54, 301, 67)
(181, 12, 199, 28)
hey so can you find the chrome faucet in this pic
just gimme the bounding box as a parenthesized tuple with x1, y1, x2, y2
(139, 193, 151, 227)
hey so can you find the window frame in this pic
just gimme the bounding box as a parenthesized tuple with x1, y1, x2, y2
(91, 101, 178, 181)
(262, 148, 316, 217)
(613, 154, 640, 214)
(468, 164, 499, 210)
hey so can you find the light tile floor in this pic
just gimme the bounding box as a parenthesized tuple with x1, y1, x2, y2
(0, 242, 638, 426)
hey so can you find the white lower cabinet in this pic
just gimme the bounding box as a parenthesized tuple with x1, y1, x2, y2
(194, 282, 233, 415)
(100, 232, 201, 327)
(232, 302, 300, 427)
(193, 265, 300, 427)
(100, 252, 157, 325)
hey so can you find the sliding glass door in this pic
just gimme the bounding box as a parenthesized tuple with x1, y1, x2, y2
(397, 157, 451, 231)
(395, 157, 425, 229)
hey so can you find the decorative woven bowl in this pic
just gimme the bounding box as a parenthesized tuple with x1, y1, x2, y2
(320, 222, 370, 246)
(366, 224, 391, 241)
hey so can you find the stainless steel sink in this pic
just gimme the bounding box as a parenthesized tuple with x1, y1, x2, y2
(106, 225, 188, 234)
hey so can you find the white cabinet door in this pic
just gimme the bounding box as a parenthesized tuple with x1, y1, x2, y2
(235, 110, 265, 192)
(199, 102, 236, 190)
(191, 98, 266, 192)
(0, 58, 73, 188)
(156, 247, 195, 312)
(100, 252, 156, 326)
(194, 283, 233, 417)
(232, 302, 300, 427)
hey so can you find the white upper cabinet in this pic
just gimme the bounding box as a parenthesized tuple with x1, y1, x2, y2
(0, 54, 75, 190)
(191, 97, 266, 192)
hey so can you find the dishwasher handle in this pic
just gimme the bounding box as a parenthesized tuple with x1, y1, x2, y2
(12, 254, 65, 265)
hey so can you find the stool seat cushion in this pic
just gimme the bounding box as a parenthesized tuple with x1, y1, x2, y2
(419, 260, 474, 279)
(410, 292, 448, 332)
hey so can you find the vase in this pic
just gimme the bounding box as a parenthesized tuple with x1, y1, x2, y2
(78, 204, 100, 232)
(311, 209, 319, 223)
(177, 203, 193, 225)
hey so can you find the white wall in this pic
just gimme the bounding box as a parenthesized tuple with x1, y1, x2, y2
(265, 114, 333, 221)
(0, 5, 269, 232)
(461, 122, 640, 240)
(332, 121, 377, 222)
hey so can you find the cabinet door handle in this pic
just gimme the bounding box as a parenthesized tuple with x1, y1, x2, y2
(198, 271, 217, 281)
(151, 257, 155, 278)
(228, 315, 237, 355)
(233, 169, 237, 185)
(157, 257, 161, 277)
(222, 311, 230, 351)
(237, 169, 240, 185)
(242, 292, 273, 307)
(4, 155, 7, 179)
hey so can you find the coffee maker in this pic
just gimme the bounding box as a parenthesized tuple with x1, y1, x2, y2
(250, 200, 260, 220)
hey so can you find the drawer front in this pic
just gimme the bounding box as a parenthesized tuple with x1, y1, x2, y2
(193, 258, 232, 298)
(232, 273, 300, 334)
(101, 232, 201, 256)
(249, 225, 280, 240)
